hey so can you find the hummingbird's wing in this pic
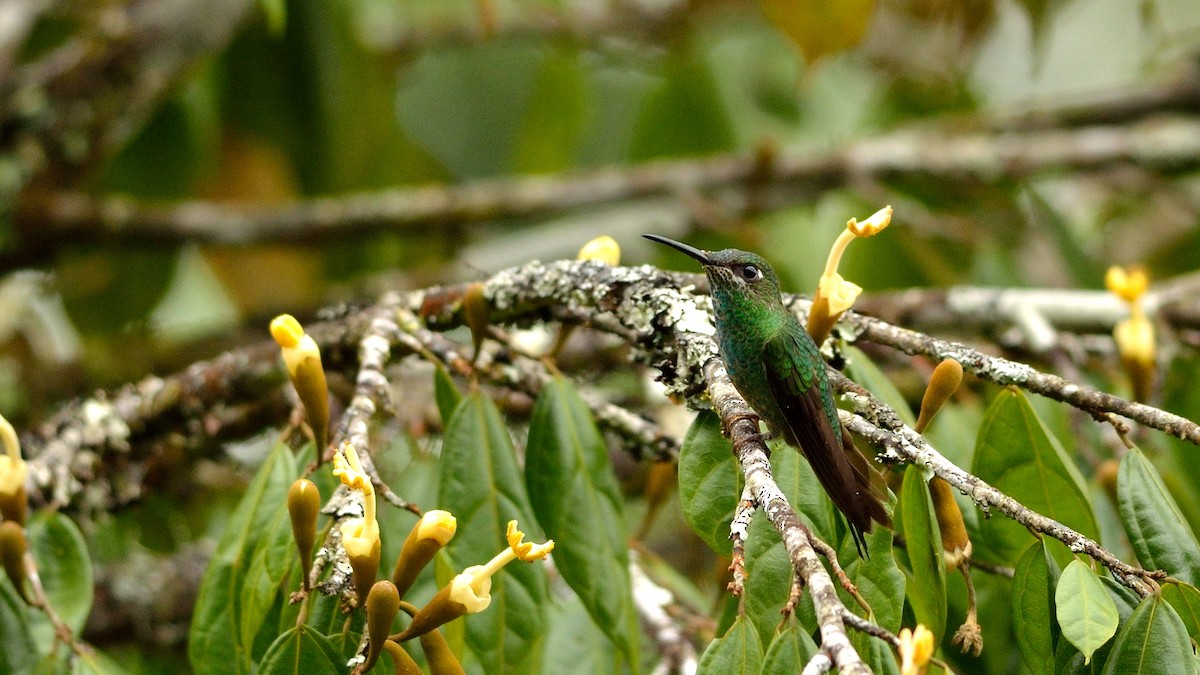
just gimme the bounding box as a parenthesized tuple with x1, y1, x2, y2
(761, 330, 890, 555)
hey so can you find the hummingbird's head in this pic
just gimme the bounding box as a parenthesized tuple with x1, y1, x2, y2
(642, 235, 783, 305)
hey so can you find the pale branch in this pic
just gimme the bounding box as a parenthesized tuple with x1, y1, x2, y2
(835, 305, 1200, 446)
(705, 359, 869, 675)
(836, 402, 1159, 597)
(727, 485, 754, 597)
(16, 115, 1200, 257)
(853, 273, 1200, 336)
(629, 550, 699, 675)
(312, 300, 415, 601)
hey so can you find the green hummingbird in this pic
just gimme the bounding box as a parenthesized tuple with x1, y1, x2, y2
(644, 235, 891, 554)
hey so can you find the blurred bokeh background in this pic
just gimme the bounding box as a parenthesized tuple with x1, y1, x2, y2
(3, 0, 1199, 415)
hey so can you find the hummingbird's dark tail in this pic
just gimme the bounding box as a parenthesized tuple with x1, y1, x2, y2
(838, 427, 893, 557)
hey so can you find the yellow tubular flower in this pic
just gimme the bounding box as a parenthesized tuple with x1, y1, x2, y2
(270, 314, 330, 452)
(333, 445, 381, 605)
(392, 510, 457, 601)
(898, 624, 934, 675)
(577, 236, 621, 266)
(390, 520, 553, 642)
(1105, 266, 1156, 401)
(0, 414, 28, 525)
(807, 206, 892, 344)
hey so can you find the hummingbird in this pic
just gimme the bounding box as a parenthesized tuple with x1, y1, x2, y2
(644, 235, 891, 554)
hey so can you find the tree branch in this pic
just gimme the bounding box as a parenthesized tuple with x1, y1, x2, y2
(13, 115, 1200, 264)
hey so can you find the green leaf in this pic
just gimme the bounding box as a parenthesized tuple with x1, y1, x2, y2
(629, 41, 735, 161)
(837, 524, 906, 634)
(677, 410, 740, 556)
(0, 579, 36, 673)
(257, 626, 341, 675)
(73, 648, 133, 675)
(433, 364, 462, 428)
(189, 442, 297, 675)
(1056, 560, 1119, 664)
(744, 515, 801, 647)
(1101, 594, 1197, 675)
(542, 596, 620, 675)
(259, 0, 286, 35)
(1162, 582, 1200, 646)
(1012, 540, 1061, 675)
(698, 615, 763, 675)
(525, 377, 640, 668)
(844, 346, 916, 427)
(972, 388, 1098, 565)
(1117, 447, 1200, 585)
(439, 391, 546, 674)
(760, 621, 818, 674)
(512, 48, 588, 174)
(240, 488, 300, 658)
(900, 466, 947, 643)
(26, 512, 93, 649)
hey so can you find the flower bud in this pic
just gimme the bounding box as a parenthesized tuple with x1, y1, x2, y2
(0, 521, 29, 603)
(929, 477, 971, 570)
(363, 580, 400, 672)
(382, 641, 423, 675)
(288, 479, 320, 591)
(391, 510, 457, 600)
(419, 624, 466, 675)
(0, 415, 28, 525)
(270, 314, 330, 453)
(577, 235, 621, 266)
(462, 283, 490, 363)
(916, 359, 963, 434)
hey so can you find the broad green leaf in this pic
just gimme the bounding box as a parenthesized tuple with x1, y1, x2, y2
(844, 346, 916, 427)
(433, 364, 462, 428)
(542, 596, 619, 675)
(1012, 540, 1061, 675)
(439, 391, 546, 674)
(900, 466, 947, 643)
(698, 615, 763, 675)
(972, 389, 1098, 565)
(1117, 447, 1200, 584)
(73, 648, 132, 675)
(760, 620, 818, 674)
(512, 49, 588, 174)
(257, 626, 340, 675)
(744, 515, 798, 647)
(1056, 560, 1119, 664)
(1101, 594, 1197, 675)
(240, 489, 300, 658)
(1162, 582, 1200, 646)
(26, 513, 93, 650)
(525, 377, 640, 668)
(0, 580, 36, 674)
(629, 43, 735, 161)
(189, 442, 297, 675)
(678, 410, 740, 556)
(837, 524, 905, 635)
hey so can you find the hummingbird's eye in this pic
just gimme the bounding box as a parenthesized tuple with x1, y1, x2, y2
(739, 264, 762, 281)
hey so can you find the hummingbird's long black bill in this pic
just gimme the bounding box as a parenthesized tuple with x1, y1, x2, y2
(642, 234, 710, 265)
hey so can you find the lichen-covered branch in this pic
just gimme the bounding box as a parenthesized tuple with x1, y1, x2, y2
(835, 391, 1159, 596)
(705, 360, 869, 675)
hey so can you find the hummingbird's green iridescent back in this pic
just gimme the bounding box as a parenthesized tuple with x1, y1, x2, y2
(643, 235, 891, 554)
